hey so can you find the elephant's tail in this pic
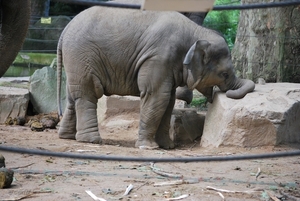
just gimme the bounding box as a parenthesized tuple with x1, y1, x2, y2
(57, 37, 63, 117)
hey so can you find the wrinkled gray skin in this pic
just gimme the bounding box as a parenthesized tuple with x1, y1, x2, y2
(111, 0, 207, 104)
(57, 7, 255, 149)
(0, 0, 31, 77)
(176, 12, 207, 104)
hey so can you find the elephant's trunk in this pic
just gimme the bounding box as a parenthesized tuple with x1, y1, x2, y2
(0, 0, 31, 77)
(225, 78, 255, 99)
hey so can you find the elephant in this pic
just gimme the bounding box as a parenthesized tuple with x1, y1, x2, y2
(0, 0, 31, 77)
(57, 6, 255, 149)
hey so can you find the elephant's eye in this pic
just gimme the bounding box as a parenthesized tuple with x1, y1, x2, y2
(222, 72, 229, 79)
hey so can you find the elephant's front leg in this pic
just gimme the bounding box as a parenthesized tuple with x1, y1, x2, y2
(155, 89, 176, 149)
(75, 98, 102, 143)
(135, 87, 175, 149)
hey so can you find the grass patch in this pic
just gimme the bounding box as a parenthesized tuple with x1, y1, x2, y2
(14, 53, 56, 66)
(0, 81, 29, 89)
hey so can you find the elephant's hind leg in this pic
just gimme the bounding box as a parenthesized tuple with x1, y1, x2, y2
(58, 98, 76, 140)
(75, 98, 102, 144)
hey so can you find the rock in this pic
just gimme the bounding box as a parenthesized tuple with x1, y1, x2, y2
(28, 119, 45, 132)
(0, 87, 29, 124)
(0, 168, 14, 189)
(97, 95, 140, 123)
(13, 116, 26, 126)
(97, 96, 205, 145)
(170, 108, 205, 144)
(40, 115, 59, 129)
(201, 83, 300, 147)
(174, 100, 189, 109)
(4, 117, 13, 125)
(30, 66, 67, 114)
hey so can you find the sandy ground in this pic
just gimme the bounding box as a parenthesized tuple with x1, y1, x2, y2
(0, 113, 300, 201)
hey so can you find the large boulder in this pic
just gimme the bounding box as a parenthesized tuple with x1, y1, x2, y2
(201, 83, 300, 147)
(30, 66, 66, 114)
(170, 108, 205, 145)
(0, 87, 29, 124)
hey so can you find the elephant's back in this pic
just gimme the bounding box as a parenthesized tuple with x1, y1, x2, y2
(63, 6, 193, 41)
(61, 6, 196, 63)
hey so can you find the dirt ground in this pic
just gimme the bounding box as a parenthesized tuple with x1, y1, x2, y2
(0, 113, 300, 201)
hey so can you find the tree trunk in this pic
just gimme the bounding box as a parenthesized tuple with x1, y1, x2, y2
(232, 0, 300, 83)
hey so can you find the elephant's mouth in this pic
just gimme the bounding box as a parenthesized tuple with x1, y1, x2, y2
(218, 84, 230, 92)
(217, 76, 236, 92)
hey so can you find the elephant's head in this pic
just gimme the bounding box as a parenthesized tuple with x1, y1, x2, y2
(183, 39, 255, 102)
(0, 0, 31, 77)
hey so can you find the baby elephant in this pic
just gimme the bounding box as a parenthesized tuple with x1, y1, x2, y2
(57, 6, 255, 149)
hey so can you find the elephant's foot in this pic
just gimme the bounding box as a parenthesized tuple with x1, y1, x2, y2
(58, 128, 76, 140)
(135, 138, 159, 149)
(76, 131, 102, 144)
(155, 135, 175, 149)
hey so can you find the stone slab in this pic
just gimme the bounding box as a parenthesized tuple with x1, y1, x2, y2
(201, 83, 300, 147)
(0, 86, 29, 123)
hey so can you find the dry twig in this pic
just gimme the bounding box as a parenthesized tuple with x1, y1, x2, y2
(255, 167, 261, 180)
(1, 194, 34, 201)
(150, 163, 182, 179)
(154, 179, 199, 187)
(11, 163, 35, 169)
(267, 191, 281, 201)
(85, 190, 107, 201)
(123, 184, 133, 196)
(165, 194, 190, 200)
(2, 190, 51, 201)
(206, 186, 263, 194)
(217, 192, 225, 200)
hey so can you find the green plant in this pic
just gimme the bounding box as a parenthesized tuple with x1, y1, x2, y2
(204, 0, 240, 49)
(190, 97, 207, 110)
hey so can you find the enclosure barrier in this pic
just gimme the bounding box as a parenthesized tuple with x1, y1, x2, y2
(21, 0, 300, 54)
(0, 145, 300, 162)
(52, 0, 300, 10)
(4, 0, 300, 162)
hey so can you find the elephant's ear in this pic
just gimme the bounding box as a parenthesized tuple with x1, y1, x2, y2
(183, 40, 210, 90)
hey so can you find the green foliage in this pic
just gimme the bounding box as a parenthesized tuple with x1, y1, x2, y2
(190, 97, 207, 110)
(203, 0, 240, 49)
